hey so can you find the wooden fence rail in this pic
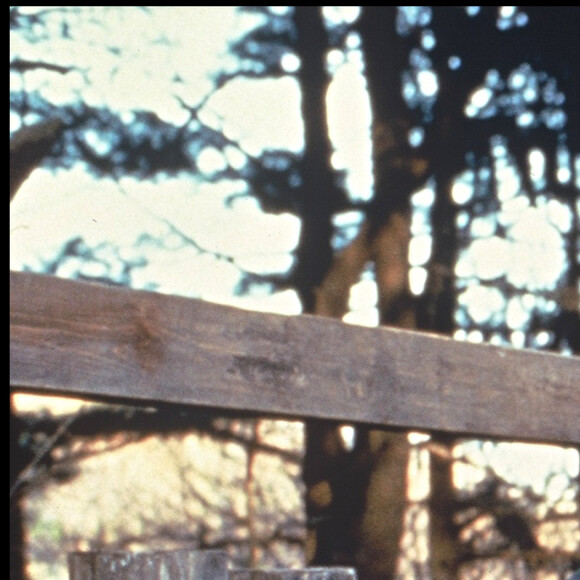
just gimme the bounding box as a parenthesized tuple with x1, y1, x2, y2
(229, 568, 357, 580)
(10, 271, 580, 444)
(67, 549, 357, 580)
(68, 549, 229, 580)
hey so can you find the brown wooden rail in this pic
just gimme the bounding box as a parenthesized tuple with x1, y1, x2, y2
(10, 271, 580, 444)
(67, 548, 357, 580)
(68, 549, 229, 580)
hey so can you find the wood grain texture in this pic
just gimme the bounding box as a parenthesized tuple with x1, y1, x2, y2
(10, 271, 580, 444)
(67, 549, 228, 580)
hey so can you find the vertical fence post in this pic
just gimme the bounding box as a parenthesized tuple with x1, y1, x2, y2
(67, 549, 229, 580)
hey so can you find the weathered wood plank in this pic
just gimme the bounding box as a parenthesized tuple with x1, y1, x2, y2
(10, 271, 580, 444)
(229, 568, 357, 580)
(67, 549, 228, 580)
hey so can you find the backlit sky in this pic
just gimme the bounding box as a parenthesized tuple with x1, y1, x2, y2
(10, 6, 375, 315)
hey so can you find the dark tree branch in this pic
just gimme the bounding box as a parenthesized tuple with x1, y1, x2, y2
(10, 58, 79, 75)
(10, 117, 64, 201)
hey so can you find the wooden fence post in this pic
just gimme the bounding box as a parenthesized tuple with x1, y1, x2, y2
(67, 549, 228, 580)
(229, 568, 357, 580)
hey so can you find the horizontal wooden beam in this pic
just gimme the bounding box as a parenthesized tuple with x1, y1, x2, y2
(10, 271, 580, 444)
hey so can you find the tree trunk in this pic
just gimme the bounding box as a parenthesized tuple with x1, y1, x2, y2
(291, 6, 344, 313)
(294, 8, 414, 578)
(290, 5, 361, 571)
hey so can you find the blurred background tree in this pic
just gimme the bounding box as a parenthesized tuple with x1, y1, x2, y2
(10, 6, 580, 580)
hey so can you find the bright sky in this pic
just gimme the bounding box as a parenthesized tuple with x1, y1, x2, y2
(12, 7, 572, 322)
(10, 7, 304, 313)
(10, 6, 375, 316)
